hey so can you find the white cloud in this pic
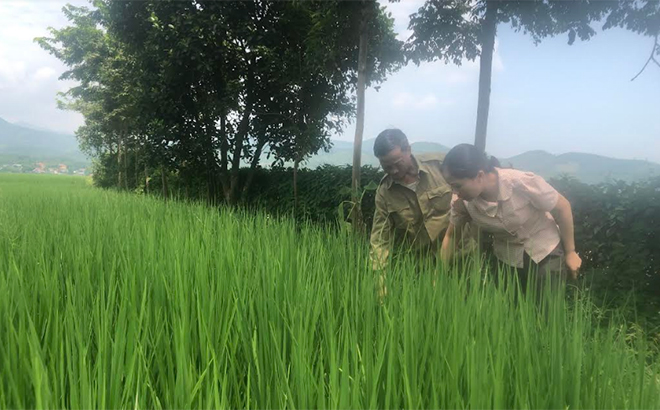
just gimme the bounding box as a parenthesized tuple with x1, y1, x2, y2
(33, 66, 56, 82)
(0, 58, 27, 89)
(0, 0, 88, 133)
(383, 0, 425, 39)
(417, 94, 438, 108)
(414, 40, 505, 86)
(391, 91, 453, 110)
(418, 59, 478, 85)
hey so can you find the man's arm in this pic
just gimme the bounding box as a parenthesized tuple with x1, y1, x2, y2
(370, 189, 393, 271)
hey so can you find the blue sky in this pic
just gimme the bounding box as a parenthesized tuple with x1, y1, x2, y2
(346, 0, 660, 162)
(0, 0, 658, 162)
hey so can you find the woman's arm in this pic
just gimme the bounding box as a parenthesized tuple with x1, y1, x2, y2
(441, 195, 471, 266)
(440, 222, 455, 264)
(551, 194, 582, 279)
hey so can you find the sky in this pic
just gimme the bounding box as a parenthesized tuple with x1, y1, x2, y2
(0, 0, 658, 162)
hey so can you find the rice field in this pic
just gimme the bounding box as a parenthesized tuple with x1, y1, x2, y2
(1, 174, 659, 409)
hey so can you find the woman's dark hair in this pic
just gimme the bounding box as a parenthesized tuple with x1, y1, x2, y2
(442, 143, 500, 179)
(373, 128, 410, 157)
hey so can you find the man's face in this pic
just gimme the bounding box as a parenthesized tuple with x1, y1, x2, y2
(378, 146, 414, 183)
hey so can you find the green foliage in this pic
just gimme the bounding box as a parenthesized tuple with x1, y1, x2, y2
(604, 0, 660, 37)
(406, 0, 610, 65)
(240, 165, 384, 227)
(37, 1, 404, 203)
(337, 180, 379, 234)
(551, 176, 660, 328)
(2, 174, 660, 408)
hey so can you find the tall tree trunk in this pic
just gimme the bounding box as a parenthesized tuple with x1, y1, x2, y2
(123, 136, 129, 190)
(229, 57, 256, 205)
(241, 138, 266, 202)
(134, 142, 139, 191)
(474, 0, 498, 153)
(206, 125, 217, 206)
(144, 164, 149, 194)
(117, 137, 123, 189)
(351, 1, 369, 232)
(293, 155, 300, 217)
(161, 165, 168, 200)
(219, 112, 230, 201)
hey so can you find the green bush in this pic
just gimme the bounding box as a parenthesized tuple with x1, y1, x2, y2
(241, 165, 383, 227)
(551, 176, 660, 327)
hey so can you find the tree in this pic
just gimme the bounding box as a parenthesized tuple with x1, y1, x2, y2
(351, 1, 371, 232)
(39, 1, 403, 206)
(318, 1, 404, 231)
(37, 4, 145, 191)
(406, 0, 610, 152)
(603, 0, 660, 80)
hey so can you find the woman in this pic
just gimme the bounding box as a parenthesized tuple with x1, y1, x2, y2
(440, 144, 581, 290)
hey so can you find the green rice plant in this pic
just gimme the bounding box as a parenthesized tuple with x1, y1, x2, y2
(0, 174, 659, 409)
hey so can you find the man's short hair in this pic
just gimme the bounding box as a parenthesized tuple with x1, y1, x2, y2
(373, 129, 410, 157)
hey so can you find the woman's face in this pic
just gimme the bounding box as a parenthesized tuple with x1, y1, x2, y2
(443, 170, 485, 201)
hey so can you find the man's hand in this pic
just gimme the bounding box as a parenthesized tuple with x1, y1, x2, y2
(565, 251, 582, 280)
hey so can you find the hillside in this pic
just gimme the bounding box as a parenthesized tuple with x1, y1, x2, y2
(300, 139, 450, 169)
(501, 150, 660, 184)
(0, 118, 86, 161)
(303, 141, 660, 184)
(2, 116, 657, 184)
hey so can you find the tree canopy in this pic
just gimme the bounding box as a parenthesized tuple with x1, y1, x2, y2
(38, 0, 403, 203)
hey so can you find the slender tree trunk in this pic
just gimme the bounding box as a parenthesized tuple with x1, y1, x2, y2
(134, 143, 138, 191)
(117, 137, 123, 189)
(219, 112, 231, 201)
(351, 1, 369, 232)
(123, 136, 129, 190)
(241, 138, 266, 202)
(185, 168, 190, 199)
(161, 165, 168, 200)
(144, 164, 149, 194)
(229, 106, 252, 205)
(229, 57, 256, 205)
(293, 155, 300, 216)
(474, 0, 498, 153)
(206, 125, 217, 206)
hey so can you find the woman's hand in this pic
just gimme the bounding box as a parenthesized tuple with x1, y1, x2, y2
(440, 223, 455, 265)
(551, 194, 581, 280)
(565, 251, 582, 280)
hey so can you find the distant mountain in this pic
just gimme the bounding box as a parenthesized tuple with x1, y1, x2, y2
(500, 150, 660, 184)
(3, 117, 656, 184)
(299, 139, 450, 169)
(13, 121, 58, 133)
(0, 117, 87, 161)
(302, 140, 659, 184)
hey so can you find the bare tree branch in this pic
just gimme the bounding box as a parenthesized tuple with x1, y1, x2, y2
(631, 33, 660, 81)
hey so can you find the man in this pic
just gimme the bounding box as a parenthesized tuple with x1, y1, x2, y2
(370, 128, 453, 271)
